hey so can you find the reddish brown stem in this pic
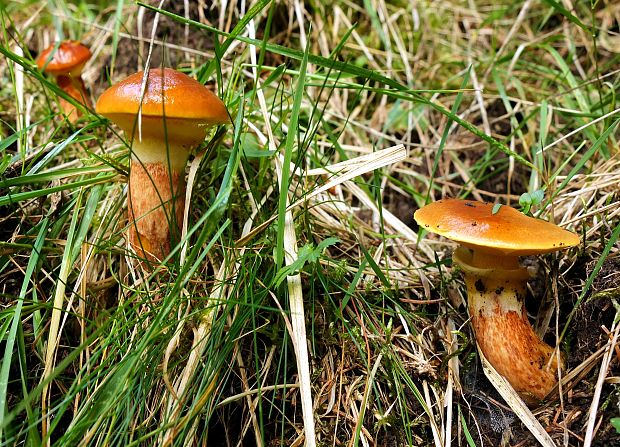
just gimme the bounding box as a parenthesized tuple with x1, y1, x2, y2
(56, 75, 91, 122)
(455, 248, 564, 404)
(128, 162, 185, 262)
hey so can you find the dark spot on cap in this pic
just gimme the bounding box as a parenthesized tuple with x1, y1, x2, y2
(475, 279, 486, 293)
(464, 202, 476, 208)
(472, 222, 477, 226)
(495, 287, 504, 295)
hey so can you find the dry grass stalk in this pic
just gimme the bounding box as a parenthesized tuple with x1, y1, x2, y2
(583, 317, 620, 446)
(273, 146, 317, 445)
(479, 346, 556, 447)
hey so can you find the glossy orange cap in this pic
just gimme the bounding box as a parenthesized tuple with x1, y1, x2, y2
(96, 68, 229, 145)
(414, 199, 580, 256)
(37, 41, 91, 75)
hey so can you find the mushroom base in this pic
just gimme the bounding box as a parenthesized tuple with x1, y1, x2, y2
(454, 247, 564, 404)
(128, 161, 185, 263)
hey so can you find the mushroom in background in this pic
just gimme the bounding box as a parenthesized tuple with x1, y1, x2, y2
(414, 199, 580, 403)
(37, 41, 92, 122)
(96, 68, 229, 263)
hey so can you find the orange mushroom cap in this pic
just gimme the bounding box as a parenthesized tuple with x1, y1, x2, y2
(37, 41, 91, 75)
(414, 199, 580, 256)
(96, 68, 229, 146)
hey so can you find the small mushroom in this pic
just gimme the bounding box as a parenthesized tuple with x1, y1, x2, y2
(37, 41, 92, 122)
(95, 68, 229, 263)
(414, 199, 579, 403)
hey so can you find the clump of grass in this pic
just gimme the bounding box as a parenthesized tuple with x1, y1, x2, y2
(1, 1, 619, 446)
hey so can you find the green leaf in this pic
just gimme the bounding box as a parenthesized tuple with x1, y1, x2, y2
(519, 189, 545, 215)
(530, 189, 545, 205)
(492, 203, 502, 215)
(611, 418, 620, 434)
(519, 193, 533, 207)
(274, 237, 340, 286)
(240, 132, 275, 158)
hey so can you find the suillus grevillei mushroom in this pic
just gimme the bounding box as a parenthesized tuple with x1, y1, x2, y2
(37, 41, 92, 122)
(414, 199, 580, 403)
(95, 68, 229, 263)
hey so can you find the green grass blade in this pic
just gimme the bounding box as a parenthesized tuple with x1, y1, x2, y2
(0, 218, 48, 440)
(275, 36, 309, 268)
(137, 2, 534, 169)
(541, 0, 590, 31)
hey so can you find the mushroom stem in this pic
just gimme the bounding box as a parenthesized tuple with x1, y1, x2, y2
(454, 247, 564, 403)
(56, 74, 91, 122)
(128, 138, 189, 262)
